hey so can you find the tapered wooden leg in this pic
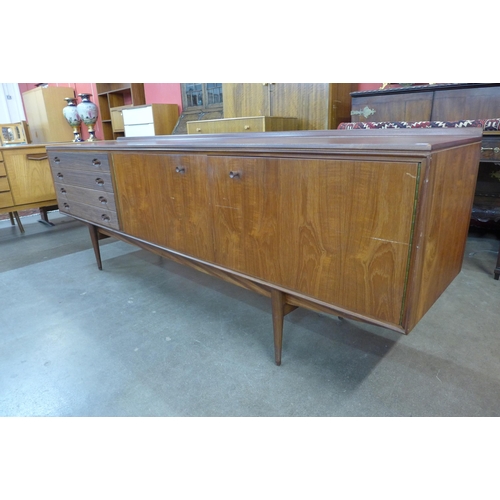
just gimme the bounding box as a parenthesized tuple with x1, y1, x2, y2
(12, 211, 25, 234)
(88, 224, 103, 270)
(271, 289, 286, 366)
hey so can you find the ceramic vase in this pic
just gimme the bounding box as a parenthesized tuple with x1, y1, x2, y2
(62, 97, 83, 142)
(77, 93, 99, 141)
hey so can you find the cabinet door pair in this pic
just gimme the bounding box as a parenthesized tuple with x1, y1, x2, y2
(113, 153, 419, 325)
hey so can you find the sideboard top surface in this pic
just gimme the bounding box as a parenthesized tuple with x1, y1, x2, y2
(45, 129, 483, 156)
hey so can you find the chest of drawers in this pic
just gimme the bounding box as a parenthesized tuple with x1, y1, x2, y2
(46, 129, 482, 366)
(49, 151, 119, 230)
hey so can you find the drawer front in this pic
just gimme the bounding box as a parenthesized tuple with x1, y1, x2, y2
(187, 118, 265, 134)
(481, 136, 500, 161)
(0, 190, 14, 208)
(59, 198, 119, 230)
(0, 162, 5, 176)
(124, 123, 156, 137)
(48, 151, 110, 174)
(122, 106, 153, 125)
(51, 168, 114, 193)
(55, 182, 117, 212)
(0, 176, 10, 192)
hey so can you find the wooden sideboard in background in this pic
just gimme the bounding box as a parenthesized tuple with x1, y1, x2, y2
(0, 145, 58, 232)
(350, 83, 500, 122)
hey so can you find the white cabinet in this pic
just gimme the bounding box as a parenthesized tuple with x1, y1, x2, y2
(122, 104, 179, 138)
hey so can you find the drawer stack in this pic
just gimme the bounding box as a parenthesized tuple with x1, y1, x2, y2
(0, 151, 14, 209)
(47, 151, 120, 230)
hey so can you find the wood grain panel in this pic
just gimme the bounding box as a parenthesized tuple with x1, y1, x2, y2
(50, 168, 114, 193)
(0, 191, 14, 208)
(405, 143, 481, 330)
(271, 83, 331, 130)
(3, 148, 56, 205)
(0, 177, 10, 192)
(431, 87, 500, 121)
(211, 156, 419, 324)
(222, 84, 269, 118)
(55, 182, 117, 212)
(351, 93, 433, 123)
(112, 153, 214, 263)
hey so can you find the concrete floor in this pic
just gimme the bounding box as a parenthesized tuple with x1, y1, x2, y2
(1, 211, 499, 417)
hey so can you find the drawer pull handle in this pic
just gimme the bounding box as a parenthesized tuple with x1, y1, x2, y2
(244, 125, 250, 130)
(57, 172, 64, 179)
(98, 196, 108, 205)
(101, 214, 110, 222)
(175, 167, 185, 174)
(26, 154, 48, 161)
(92, 158, 101, 166)
(60, 187, 66, 194)
(229, 171, 240, 179)
(63, 203, 69, 209)
(54, 157, 61, 164)
(95, 178, 105, 186)
(481, 147, 500, 153)
(196, 128, 202, 132)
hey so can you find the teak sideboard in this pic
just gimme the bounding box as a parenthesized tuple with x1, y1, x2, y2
(46, 129, 482, 365)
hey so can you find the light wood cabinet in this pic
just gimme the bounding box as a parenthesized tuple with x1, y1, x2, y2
(96, 84, 146, 140)
(222, 83, 356, 130)
(22, 86, 76, 143)
(46, 129, 482, 365)
(0, 145, 58, 231)
(187, 116, 297, 134)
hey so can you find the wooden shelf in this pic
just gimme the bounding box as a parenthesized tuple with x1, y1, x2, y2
(96, 84, 146, 140)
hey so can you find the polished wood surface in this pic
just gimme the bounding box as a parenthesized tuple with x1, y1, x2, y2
(46, 129, 482, 364)
(113, 153, 214, 261)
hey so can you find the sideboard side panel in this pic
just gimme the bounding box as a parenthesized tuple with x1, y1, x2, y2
(405, 143, 482, 330)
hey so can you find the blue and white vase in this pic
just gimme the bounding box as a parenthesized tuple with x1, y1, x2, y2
(62, 97, 83, 142)
(77, 93, 99, 141)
